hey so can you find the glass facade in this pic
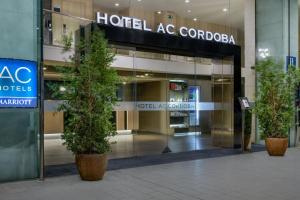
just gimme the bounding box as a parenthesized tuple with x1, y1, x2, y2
(42, 0, 243, 166)
(0, 0, 41, 182)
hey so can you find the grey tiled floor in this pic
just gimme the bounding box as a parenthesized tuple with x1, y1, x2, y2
(1, 148, 300, 200)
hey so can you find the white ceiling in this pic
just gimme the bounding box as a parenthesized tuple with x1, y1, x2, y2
(94, 0, 245, 31)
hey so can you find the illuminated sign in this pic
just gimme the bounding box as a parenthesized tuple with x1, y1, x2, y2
(96, 12, 236, 44)
(0, 59, 37, 108)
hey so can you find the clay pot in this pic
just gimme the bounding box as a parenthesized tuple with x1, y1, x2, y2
(265, 138, 288, 156)
(75, 154, 107, 181)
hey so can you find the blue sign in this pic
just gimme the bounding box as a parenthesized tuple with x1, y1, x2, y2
(0, 59, 37, 108)
(286, 56, 296, 69)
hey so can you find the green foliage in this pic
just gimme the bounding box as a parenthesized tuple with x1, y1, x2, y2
(53, 30, 119, 154)
(254, 58, 300, 139)
(61, 33, 73, 51)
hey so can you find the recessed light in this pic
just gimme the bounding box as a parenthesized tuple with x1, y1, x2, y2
(187, 10, 191, 13)
(193, 18, 197, 21)
(222, 8, 228, 12)
(137, 0, 142, 1)
(185, 0, 190, 3)
(157, 11, 162, 14)
(115, 3, 119, 7)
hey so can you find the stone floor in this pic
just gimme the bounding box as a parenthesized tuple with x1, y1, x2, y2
(1, 148, 300, 200)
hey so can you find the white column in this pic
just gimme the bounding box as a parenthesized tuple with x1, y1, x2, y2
(244, 0, 256, 145)
(244, 0, 256, 102)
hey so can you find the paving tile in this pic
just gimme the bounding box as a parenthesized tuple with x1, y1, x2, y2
(1, 148, 300, 200)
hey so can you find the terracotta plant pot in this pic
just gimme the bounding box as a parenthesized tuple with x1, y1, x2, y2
(75, 154, 107, 181)
(244, 134, 251, 151)
(265, 138, 288, 156)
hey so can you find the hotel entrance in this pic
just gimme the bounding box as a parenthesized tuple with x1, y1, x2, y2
(110, 48, 234, 158)
(40, 0, 242, 167)
(44, 44, 236, 164)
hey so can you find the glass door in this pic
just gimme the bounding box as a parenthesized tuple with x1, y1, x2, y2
(211, 57, 234, 148)
(109, 46, 136, 159)
(133, 50, 168, 156)
(166, 55, 197, 153)
(194, 57, 215, 150)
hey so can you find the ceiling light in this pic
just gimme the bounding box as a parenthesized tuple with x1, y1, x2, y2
(137, 0, 142, 1)
(115, 3, 119, 7)
(185, 0, 190, 3)
(222, 8, 228, 12)
(43, 67, 47, 70)
(187, 10, 191, 13)
(258, 48, 270, 58)
(193, 18, 197, 21)
(157, 11, 162, 14)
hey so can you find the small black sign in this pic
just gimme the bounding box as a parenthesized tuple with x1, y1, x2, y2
(238, 97, 251, 110)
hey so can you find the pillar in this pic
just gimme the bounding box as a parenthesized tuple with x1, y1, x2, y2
(256, 0, 299, 146)
(0, 0, 41, 182)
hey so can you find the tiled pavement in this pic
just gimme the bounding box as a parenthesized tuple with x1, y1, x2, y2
(1, 148, 300, 200)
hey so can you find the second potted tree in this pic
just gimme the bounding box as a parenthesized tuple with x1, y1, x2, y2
(254, 58, 300, 156)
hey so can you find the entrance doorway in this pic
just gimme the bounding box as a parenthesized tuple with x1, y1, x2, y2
(44, 48, 235, 165)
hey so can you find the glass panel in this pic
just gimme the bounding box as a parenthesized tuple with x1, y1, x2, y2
(0, 110, 39, 181)
(211, 58, 234, 148)
(44, 81, 73, 165)
(133, 50, 168, 156)
(194, 58, 216, 151)
(166, 57, 197, 153)
(43, 0, 52, 45)
(109, 46, 136, 159)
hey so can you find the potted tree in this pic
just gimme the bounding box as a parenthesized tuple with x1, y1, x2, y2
(254, 58, 300, 156)
(53, 30, 119, 180)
